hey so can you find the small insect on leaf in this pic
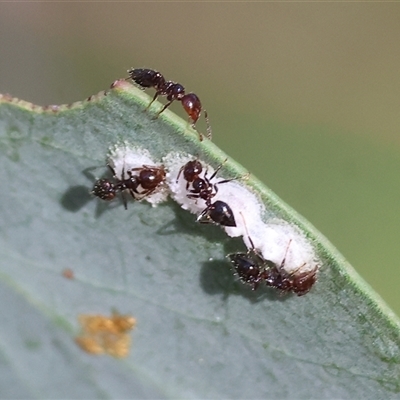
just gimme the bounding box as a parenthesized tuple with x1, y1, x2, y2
(127, 68, 212, 140)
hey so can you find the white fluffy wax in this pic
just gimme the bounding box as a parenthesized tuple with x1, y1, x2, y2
(110, 146, 319, 276)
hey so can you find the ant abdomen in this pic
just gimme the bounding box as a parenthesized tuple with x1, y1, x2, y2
(92, 179, 117, 201)
(129, 68, 165, 88)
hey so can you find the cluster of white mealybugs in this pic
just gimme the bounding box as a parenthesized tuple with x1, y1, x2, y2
(92, 145, 319, 296)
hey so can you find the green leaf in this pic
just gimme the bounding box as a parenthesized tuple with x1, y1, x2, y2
(1, 81, 400, 399)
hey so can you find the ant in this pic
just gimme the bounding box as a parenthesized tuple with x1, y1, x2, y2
(227, 214, 317, 295)
(176, 159, 235, 203)
(263, 240, 317, 296)
(264, 247, 318, 296)
(92, 164, 166, 210)
(127, 68, 212, 141)
(176, 158, 245, 227)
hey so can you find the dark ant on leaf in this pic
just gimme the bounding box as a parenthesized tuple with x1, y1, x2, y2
(176, 159, 234, 204)
(176, 158, 246, 227)
(92, 164, 166, 210)
(127, 68, 212, 141)
(227, 214, 317, 295)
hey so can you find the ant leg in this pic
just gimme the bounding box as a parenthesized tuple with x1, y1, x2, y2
(144, 164, 157, 169)
(82, 166, 106, 181)
(238, 211, 256, 250)
(145, 93, 159, 112)
(190, 110, 212, 142)
(155, 100, 174, 118)
(175, 165, 191, 189)
(106, 164, 117, 178)
(208, 158, 228, 181)
(120, 160, 128, 210)
(287, 262, 307, 278)
(176, 165, 186, 183)
(216, 171, 250, 186)
(134, 188, 156, 201)
(122, 191, 128, 210)
(190, 121, 203, 141)
(130, 164, 159, 172)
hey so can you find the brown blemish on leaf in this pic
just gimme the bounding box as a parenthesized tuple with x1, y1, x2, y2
(62, 268, 74, 279)
(75, 311, 136, 358)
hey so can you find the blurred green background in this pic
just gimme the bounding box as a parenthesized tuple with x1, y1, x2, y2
(1, 3, 399, 315)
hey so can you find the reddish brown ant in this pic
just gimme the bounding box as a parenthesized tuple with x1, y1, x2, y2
(176, 158, 244, 227)
(92, 164, 166, 210)
(127, 68, 212, 141)
(264, 246, 318, 296)
(227, 214, 317, 295)
(176, 159, 234, 204)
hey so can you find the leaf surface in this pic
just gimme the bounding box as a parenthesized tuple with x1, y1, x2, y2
(0, 82, 399, 399)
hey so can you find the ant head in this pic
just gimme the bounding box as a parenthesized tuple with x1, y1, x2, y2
(238, 211, 257, 251)
(185, 160, 203, 180)
(277, 239, 293, 271)
(168, 83, 185, 101)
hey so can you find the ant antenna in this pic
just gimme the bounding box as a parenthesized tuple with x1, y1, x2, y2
(239, 211, 256, 250)
(207, 158, 228, 181)
(191, 122, 203, 142)
(120, 147, 128, 210)
(147, 93, 159, 112)
(278, 239, 293, 271)
(287, 262, 307, 278)
(204, 110, 212, 140)
(214, 161, 250, 186)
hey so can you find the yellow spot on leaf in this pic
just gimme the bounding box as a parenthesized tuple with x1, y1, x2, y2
(75, 311, 136, 358)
